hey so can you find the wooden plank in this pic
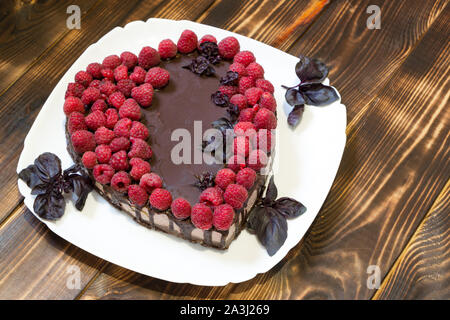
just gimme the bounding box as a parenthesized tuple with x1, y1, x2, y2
(0, 0, 98, 93)
(373, 180, 450, 300)
(79, 3, 450, 299)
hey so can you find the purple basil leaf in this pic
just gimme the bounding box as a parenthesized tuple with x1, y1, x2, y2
(220, 71, 239, 86)
(285, 88, 305, 106)
(19, 164, 43, 189)
(265, 176, 278, 202)
(295, 55, 328, 83)
(70, 175, 93, 211)
(34, 152, 61, 182)
(261, 207, 288, 256)
(298, 83, 339, 106)
(273, 197, 307, 218)
(247, 205, 269, 235)
(211, 91, 229, 107)
(31, 183, 50, 196)
(287, 105, 304, 128)
(33, 191, 65, 221)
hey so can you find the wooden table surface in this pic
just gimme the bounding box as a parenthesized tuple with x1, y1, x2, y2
(0, 0, 448, 300)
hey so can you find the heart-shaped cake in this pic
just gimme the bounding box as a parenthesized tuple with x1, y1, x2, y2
(64, 30, 277, 249)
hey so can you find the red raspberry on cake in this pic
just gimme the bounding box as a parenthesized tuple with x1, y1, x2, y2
(75, 70, 93, 87)
(120, 51, 138, 69)
(101, 68, 114, 82)
(158, 39, 177, 59)
(191, 203, 213, 230)
(256, 129, 273, 153)
(108, 91, 126, 109)
(127, 184, 148, 207)
(259, 91, 276, 112)
(233, 50, 255, 67)
(236, 167, 256, 189)
(255, 79, 274, 94)
(177, 29, 198, 54)
(114, 65, 128, 82)
(109, 137, 130, 153)
(233, 136, 251, 158)
(199, 187, 223, 206)
(129, 158, 151, 181)
(65, 82, 85, 98)
(114, 118, 132, 138)
(149, 188, 172, 210)
(229, 62, 247, 78)
(91, 99, 107, 112)
(238, 76, 255, 94)
(215, 168, 236, 190)
(138, 46, 160, 69)
(128, 138, 152, 160)
(67, 111, 87, 134)
(218, 85, 238, 97)
(139, 173, 163, 193)
(81, 87, 101, 105)
(246, 62, 264, 79)
(64, 96, 84, 115)
(171, 198, 191, 220)
(230, 94, 247, 110)
(85, 110, 106, 131)
(145, 67, 170, 88)
(119, 98, 141, 120)
(213, 204, 235, 231)
(105, 108, 119, 129)
(226, 155, 246, 172)
(71, 130, 95, 153)
(93, 164, 115, 185)
(86, 63, 102, 79)
(102, 55, 121, 70)
(129, 66, 146, 84)
(253, 108, 277, 130)
(117, 79, 136, 97)
(111, 171, 131, 193)
(89, 80, 101, 89)
(130, 121, 149, 140)
(223, 184, 248, 209)
(245, 87, 263, 105)
(95, 126, 115, 145)
(234, 121, 256, 136)
(218, 36, 240, 59)
(198, 34, 217, 47)
(109, 150, 129, 171)
(99, 80, 116, 96)
(81, 151, 97, 169)
(247, 149, 268, 171)
(95, 144, 112, 164)
(131, 83, 154, 107)
(238, 108, 256, 122)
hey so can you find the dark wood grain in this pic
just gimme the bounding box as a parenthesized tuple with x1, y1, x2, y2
(373, 181, 450, 300)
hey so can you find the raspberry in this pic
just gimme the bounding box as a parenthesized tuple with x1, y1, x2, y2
(89, 80, 101, 89)
(127, 184, 148, 207)
(213, 204, 235, 231)
(71, 130, 95, 153)
(171, 198, 191, 220)
(158, 39, 178, 59)
(198, 34, 217, 47)
(129, 66, 146, 84)
(149, 188, 172, 210)
(131, 83, 153, 107)
(116, 79, 136, 97)
(105, 108, 119, 129)
(226, 155, 246, 172)
(91, 99, 107, 112)
(111, 171, 131, 193)
(253, 108, 277, 130)
(114, 118, 132, 138)
(259, 92, 276, 112)
(247, 149, 268, 171)
(86, 63, 102, 79)
(191, 203, 213, 230)
(256, 129, 273, 153)
(64, 96, 84, 115)
(81, 151, 97, 169)
(234, 121, 256, 136)
(236, 167, 256, 189)
(67, 112, 87, 134)
(85, 110, 106, 131)
(223, 184, 248, 209)
(145, 67, 170, 88)
(238, 76, 255, 94)
(95, 144, 112, 164)
(129, 158, 151, 181)
(119, 98, 141, 120)
(93, 164, 115, 185)
(215, 168, 236, 190)
(177, 30, 198, 54)
(233, 51, 255, 67)
(255, 79, 274, 94)
(102, 55, 121, 70)
(219, 85, 238, 97)
(120, 51, 138, 69)
(233, 136, 251, 157)
(99, 80, 116, 96)
(139, 173, 163, 193)
(108, 91, 126, 109)
(109, 136, 130, 152)
(109, 150, 129, 171)
(230, 94, 247, 110)
(218, 36, 240, 59)
(94, 126, 114, 145)
(65, 82, 85, 98)
(114, 65, 128, 82)
(81, 87, 101, 105)
(199, 187, 223, 206)
(245, 87, 263, 105)
(246, 62, 264, 79)
(130, 121, 149, 140)
(238, 108, 256, 122)
(128, 138, 152, 159)
(138, 46, 160, 69)
(75, 71, 93, 87)
(101, 68, 114, 82)
(229, 62, 247, 78)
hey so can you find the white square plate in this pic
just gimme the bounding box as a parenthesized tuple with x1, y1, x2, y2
(17, 18, 346, 286)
